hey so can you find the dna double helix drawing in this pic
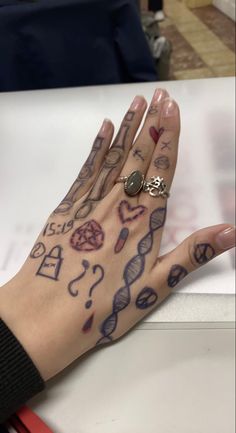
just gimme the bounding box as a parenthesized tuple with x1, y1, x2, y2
(97, 206, 166, 344)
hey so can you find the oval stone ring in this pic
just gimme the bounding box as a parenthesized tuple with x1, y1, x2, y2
(116, 170, 170, 198)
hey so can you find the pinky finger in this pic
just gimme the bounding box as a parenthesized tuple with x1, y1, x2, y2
(152, 224, 235, 291)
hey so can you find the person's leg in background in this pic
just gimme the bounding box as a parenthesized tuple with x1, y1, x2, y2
(148, 0, 165, 21)
(135, 0, 140, 12)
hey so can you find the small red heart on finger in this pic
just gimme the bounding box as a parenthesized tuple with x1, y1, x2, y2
(149, 126, 164, 144)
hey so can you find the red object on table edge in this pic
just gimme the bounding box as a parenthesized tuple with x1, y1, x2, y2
(8, 406, 54, 433)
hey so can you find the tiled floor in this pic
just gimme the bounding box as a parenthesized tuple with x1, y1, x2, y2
(158, 0, 235, 80)
(192, 5, 235, 52)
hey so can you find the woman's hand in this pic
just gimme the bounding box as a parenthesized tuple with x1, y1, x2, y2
(0, 89, 235, 382)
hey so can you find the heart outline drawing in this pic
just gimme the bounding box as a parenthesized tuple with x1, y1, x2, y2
(118, 200, 147, 224)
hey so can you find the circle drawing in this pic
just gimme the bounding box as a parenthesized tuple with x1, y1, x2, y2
(30, 242, 46, 259)
(135, 287, 158, 309)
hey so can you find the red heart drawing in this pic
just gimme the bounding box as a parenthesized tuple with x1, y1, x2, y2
(149, 126, 164, 144)
(118, 200, 147, 224)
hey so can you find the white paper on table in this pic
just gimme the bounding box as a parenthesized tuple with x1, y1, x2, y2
(0, 79, 235, 294)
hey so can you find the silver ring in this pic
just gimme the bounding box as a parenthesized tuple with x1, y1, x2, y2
(116, 170, 170, 198)
(143, 176, 170, 198)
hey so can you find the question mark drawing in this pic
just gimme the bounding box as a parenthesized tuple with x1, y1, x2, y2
(85, 265, 105, 309)
(68, 260, 90, 297)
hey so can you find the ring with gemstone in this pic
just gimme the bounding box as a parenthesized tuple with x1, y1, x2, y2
(116, 170, 170, 198)
(116, 171, 144, 196)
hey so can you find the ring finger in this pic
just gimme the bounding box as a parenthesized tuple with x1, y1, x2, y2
(142, 97, 180, 204)
(140, 98, 180, 247)
(117, 88, 169, 184)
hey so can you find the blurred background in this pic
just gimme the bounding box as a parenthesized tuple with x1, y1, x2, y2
(140, 0, 235, 80)
(0, 0, 235, 91)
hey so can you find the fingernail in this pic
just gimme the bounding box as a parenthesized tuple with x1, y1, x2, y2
(130, 95, 145, 111)
(163, 98, 178, 117)
(100, 118, 111, 134)
(152, 88, 168, 104)
(215, 226, 236, 250)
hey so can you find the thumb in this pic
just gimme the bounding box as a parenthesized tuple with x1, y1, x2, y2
(153, 224, 235, 290)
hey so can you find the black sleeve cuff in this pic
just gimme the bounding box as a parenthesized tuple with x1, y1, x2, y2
(0, 318, 45, 423)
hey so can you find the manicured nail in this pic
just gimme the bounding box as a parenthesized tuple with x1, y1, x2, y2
(215, 226, 236, 250)
(100, 118, 111, 134)
(130, 95, 145, 111)
(152, 88, 168, 104)
(163, 98, 178, 117)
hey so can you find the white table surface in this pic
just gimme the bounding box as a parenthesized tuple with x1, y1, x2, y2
(0, 77, 235, 432)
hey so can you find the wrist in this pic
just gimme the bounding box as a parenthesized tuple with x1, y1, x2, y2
(0, 274, 89, 381)
(0, 318, 45, 421)
(0, 277, 53, 381)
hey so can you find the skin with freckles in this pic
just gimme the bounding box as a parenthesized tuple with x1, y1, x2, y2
(0, 90, 235, 383)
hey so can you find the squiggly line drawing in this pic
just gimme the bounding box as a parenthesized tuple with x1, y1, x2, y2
(68, 260, 90, 297)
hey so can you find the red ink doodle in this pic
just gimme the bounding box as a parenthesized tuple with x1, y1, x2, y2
(70, 220, 104, 252)
(114, 228, 129, 253)
(118, 200, 146, 224)
(82, 314, 94, 333)
(149, 127, 164, 144)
